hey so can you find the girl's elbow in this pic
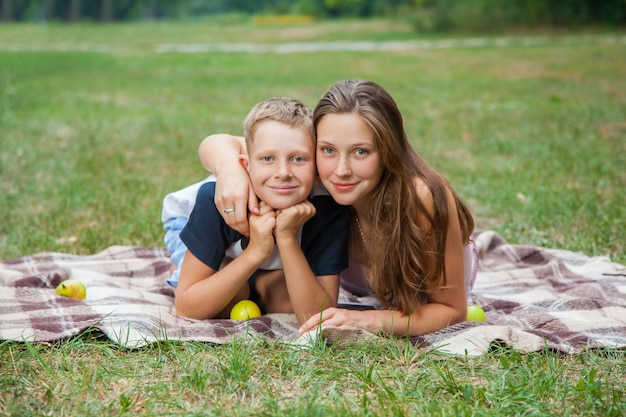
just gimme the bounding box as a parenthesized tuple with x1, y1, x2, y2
(450, 306, 467, 325)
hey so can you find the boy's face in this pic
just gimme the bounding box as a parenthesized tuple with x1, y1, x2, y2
(242, 120, 315, 210)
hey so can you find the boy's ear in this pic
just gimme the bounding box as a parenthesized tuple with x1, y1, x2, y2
(239, 154, 249, 171)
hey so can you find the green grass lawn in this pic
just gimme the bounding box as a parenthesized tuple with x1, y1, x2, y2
(1, 19, 625, 416)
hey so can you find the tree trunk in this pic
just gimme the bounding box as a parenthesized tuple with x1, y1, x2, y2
(38, 0, 52, 21)
(0, 0, 12, 22)
(68, 0, 80, 22)
(99, 0, 112, 21)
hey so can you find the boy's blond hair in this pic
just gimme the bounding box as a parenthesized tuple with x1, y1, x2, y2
(243, 97, 314, 149)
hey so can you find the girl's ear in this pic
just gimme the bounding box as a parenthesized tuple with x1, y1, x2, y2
(239, 154, 250, 171)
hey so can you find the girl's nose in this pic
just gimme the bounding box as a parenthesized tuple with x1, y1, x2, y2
(335, 157, 352, 177)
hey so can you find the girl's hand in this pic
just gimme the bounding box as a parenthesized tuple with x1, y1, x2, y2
(298, 307, 381, 335)
(214, 160, 258, 236)
(247, 202, 276, 261)
(274, 201, 316, 241)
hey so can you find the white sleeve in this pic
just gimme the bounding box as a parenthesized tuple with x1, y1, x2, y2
(161, 175, 216, 222)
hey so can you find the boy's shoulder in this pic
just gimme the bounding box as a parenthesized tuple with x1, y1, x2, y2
(307, 184, 350, 224)
(161, 175, 216, 222)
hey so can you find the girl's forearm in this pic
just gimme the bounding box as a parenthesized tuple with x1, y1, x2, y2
(198, 133, 245, 173)
(198, 133, 258, 229)
(379, 302, 466, 336)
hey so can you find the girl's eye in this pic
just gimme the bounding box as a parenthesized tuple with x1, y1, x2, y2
(355, 148, 368, 156)
(320, 147, 334, 155)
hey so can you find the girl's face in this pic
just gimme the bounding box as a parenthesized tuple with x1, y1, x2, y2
(315, 113, 384, 212)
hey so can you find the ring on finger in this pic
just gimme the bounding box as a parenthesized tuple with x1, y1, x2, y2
(223, 208, 235, 213)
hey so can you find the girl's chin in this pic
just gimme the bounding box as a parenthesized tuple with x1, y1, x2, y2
(327, 193, 358, 206)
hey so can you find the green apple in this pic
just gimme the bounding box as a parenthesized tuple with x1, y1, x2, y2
(230, 300, 261, 320)
(466, 305, 486, 322)
(55, 279, 86, 300)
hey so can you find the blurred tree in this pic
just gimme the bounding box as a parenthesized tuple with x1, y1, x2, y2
(1, 0, 37, 21)
(409, 0, 625, 31)
(115, 0, 139, 20)
(0, 0, 622, 26)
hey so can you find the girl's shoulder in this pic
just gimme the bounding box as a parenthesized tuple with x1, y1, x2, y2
(411, 175, 457, 218)
(412, 176, 430, 195)
(412, 176, 434, 209)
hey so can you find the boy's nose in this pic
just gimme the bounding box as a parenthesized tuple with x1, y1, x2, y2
(276, 162, 292, 178)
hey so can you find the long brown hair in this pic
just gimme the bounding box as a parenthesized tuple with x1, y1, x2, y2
(313, 80, 474, 315)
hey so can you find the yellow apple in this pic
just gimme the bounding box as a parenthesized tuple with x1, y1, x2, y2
(230, 300, 261, 320)
(55, 279, 86, 300)
(466, 305, 486, 322)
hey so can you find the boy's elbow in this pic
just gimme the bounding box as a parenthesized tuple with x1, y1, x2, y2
(175, 297, 199, 320)
(175, 306, 207, 321)
(174, 303, 191, 319)
(324, 297, 338, 310)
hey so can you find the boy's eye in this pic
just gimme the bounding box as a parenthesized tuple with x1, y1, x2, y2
(292, 156, 305, 163)
(320, 147, 334, 155)
(261, 156, 273, 162)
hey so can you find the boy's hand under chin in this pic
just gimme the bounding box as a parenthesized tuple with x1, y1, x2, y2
(274, 201, 316, 241)
(247, 201, 277, 261)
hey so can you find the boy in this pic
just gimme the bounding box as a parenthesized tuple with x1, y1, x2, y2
(161, 97, 350, 322)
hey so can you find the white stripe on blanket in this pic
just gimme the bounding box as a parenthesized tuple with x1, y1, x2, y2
(1, 231, 625, 355)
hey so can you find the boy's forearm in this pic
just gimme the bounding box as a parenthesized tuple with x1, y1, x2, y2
(175, 251, 264, 320)
(198, 134, 245, 173)
(277, 239, 339, 324)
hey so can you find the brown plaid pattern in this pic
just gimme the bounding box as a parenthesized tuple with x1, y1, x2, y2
(1, 231, 625, 355)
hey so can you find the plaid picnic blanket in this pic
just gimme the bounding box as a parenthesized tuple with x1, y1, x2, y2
(1, 230, 625, 355)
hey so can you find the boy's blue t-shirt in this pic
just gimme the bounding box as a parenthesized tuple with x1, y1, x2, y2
(179, 181, 350, 276)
